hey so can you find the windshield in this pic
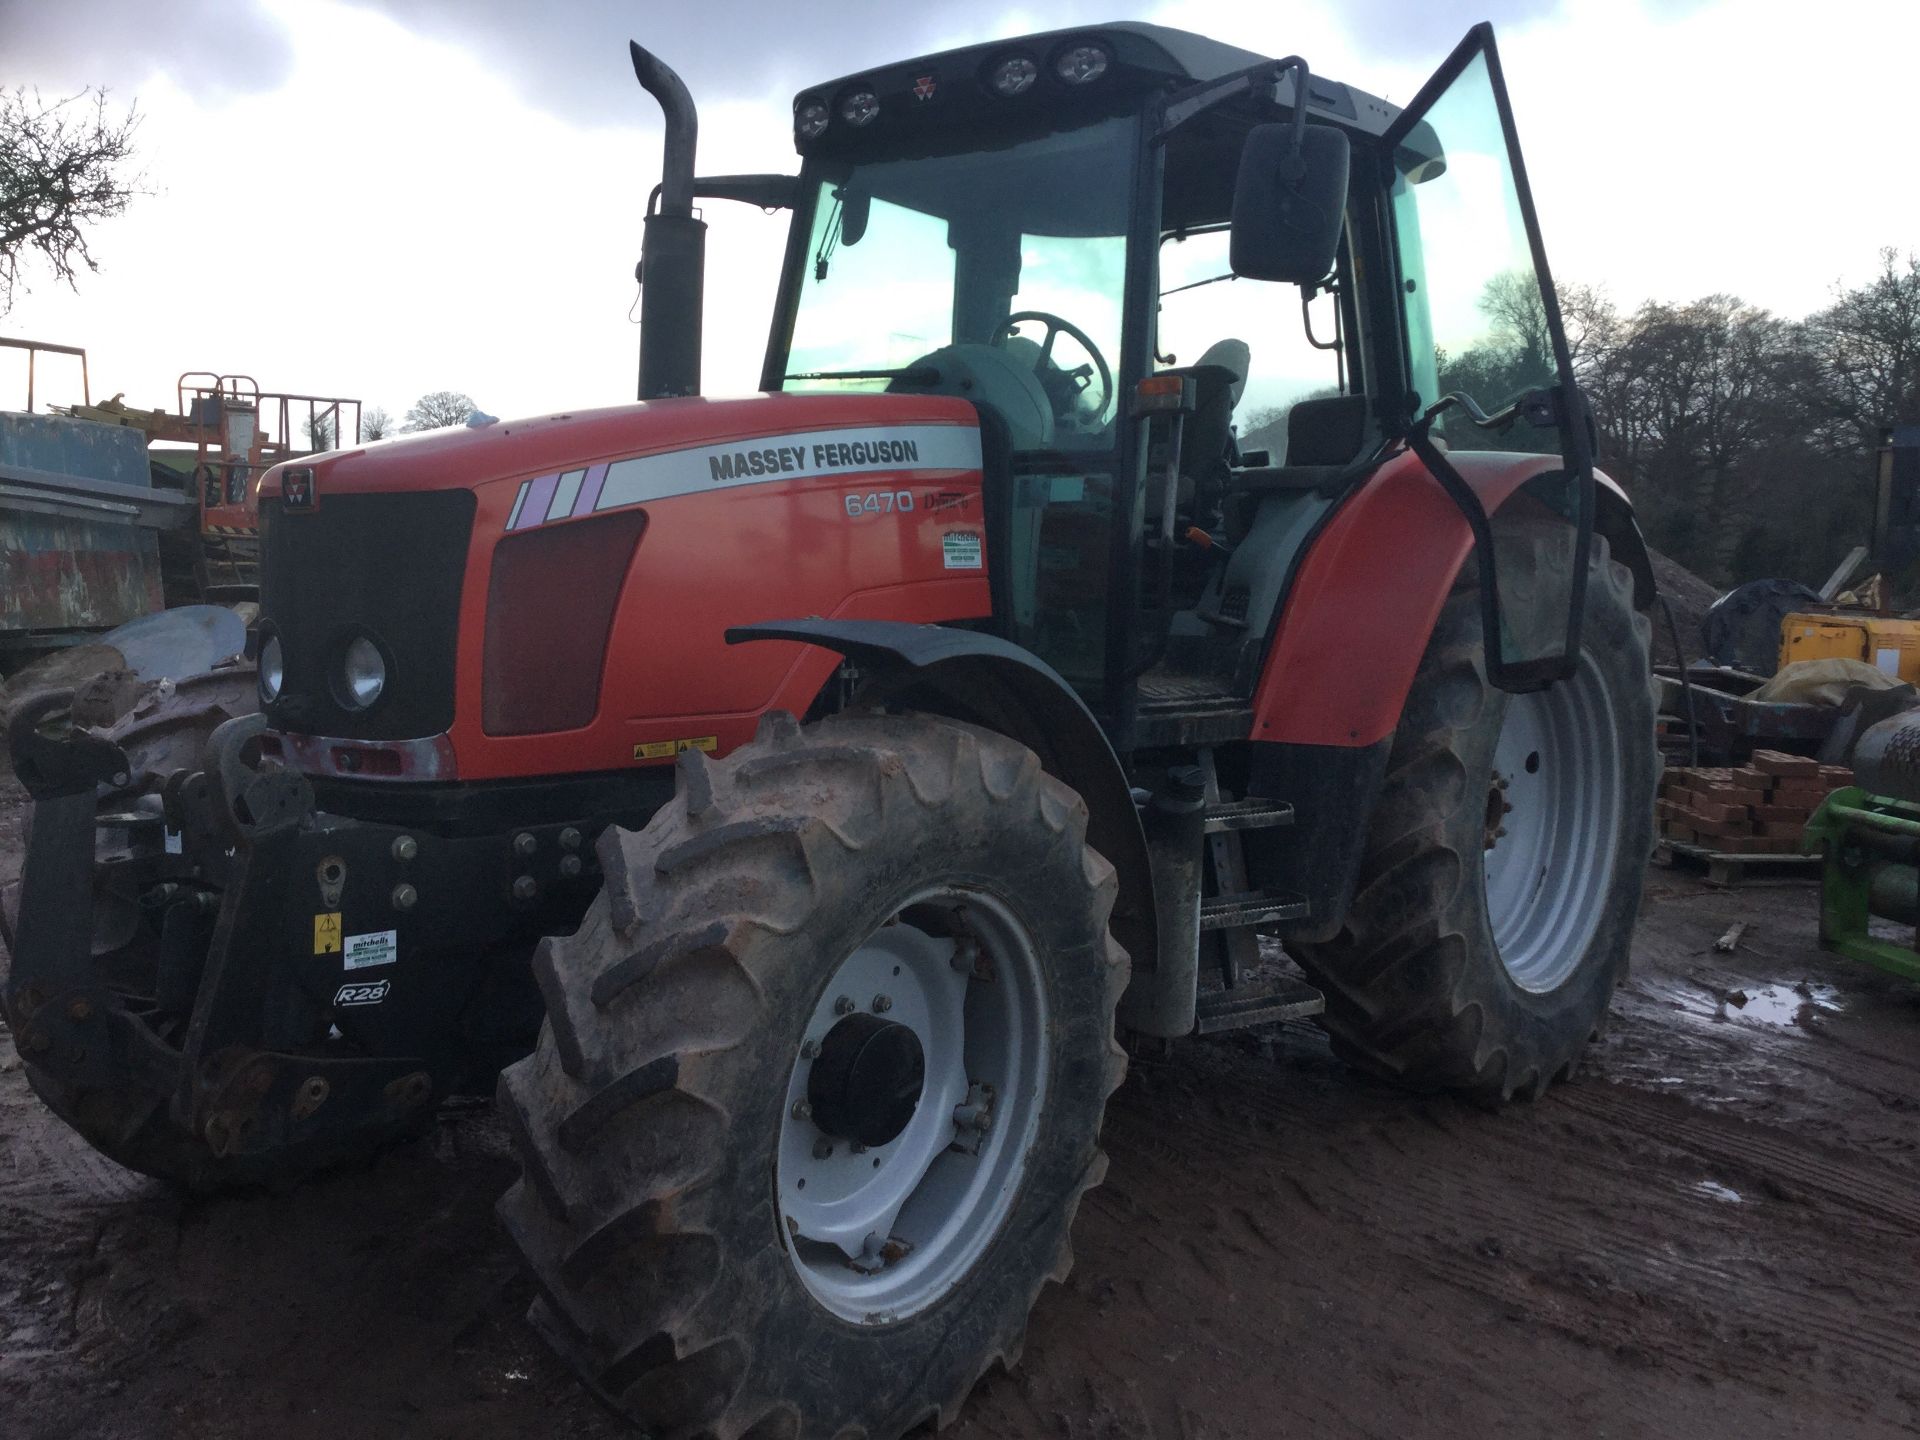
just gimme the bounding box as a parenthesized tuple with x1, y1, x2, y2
(781, 116, 1135, 451)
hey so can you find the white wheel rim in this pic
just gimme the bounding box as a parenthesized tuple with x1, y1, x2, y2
(776, 888, 1049, 1323)
(1482, 648, 1621, 992)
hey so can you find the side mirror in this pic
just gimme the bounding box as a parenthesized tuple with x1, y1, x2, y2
(1229, 123, 1350, 285)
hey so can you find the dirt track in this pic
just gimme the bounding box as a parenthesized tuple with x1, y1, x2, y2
(3, 790, 1918, 1438)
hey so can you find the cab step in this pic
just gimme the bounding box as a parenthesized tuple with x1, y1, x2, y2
(1203, 798, 1295, 833)
(1194, 977, 1327, 1034)
(1198, 890, 1310, 931)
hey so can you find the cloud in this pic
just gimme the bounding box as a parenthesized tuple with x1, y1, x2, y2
(1303, 0, 1573, 58)
(333, 1, 1120, 126)
(0, 0, 295, 96)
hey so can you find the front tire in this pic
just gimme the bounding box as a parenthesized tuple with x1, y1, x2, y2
(1291, 521, 1656, 1100)
(498, 710, 1127, 1438)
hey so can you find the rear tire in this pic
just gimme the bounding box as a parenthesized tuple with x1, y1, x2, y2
(498, 710, 1127, 1438)
(1291, 521, 1656, 1100)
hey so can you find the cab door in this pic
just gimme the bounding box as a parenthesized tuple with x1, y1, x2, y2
(1384, 24, 1595, 691)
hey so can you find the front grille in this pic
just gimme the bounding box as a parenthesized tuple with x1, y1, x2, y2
(260, 491, 476, 740)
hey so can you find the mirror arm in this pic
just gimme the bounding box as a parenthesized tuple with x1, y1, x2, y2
(1155, 54, 1311, 146)
(647, 173, 799, 217)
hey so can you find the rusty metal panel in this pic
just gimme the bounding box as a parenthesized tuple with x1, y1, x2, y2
(0, 513, 164, 633)
(0, 411, 152, 487)
(1, 410, 167, 638)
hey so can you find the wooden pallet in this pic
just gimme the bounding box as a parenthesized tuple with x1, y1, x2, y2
(1653, 837, 1822, 886)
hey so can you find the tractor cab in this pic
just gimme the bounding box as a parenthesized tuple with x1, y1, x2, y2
(747, 22, 1596, 743)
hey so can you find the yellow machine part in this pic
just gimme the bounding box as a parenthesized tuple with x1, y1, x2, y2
(1781, 612, 1920, 684)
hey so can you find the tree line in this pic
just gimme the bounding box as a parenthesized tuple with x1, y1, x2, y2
(1457, 252, 1920, 590)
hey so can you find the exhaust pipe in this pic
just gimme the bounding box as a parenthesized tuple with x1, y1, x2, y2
(630, 41, 705, 400)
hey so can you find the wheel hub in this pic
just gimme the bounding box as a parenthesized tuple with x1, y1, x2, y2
(775, 888, 1049, 1323)
(1482, 649, 1621, 992)
(808, 1013, 926, 1148)
(1484, 773, 1513, 851)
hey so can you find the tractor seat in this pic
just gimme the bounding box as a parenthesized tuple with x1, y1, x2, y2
(1285, 393, 1369, 466)
(1218, 393, 1374, 522)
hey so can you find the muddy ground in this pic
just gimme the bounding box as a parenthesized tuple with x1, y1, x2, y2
(2, 783, 1917, 1439)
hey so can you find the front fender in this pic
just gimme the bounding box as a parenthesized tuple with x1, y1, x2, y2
(726, 619, 1156, 979)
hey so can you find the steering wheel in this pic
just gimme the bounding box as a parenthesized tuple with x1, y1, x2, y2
(999, 310, 1114, 425)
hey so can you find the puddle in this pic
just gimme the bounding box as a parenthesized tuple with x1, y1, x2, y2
(1723, 983, 1845, 1028)
(1692, 1180, 1743, 1204)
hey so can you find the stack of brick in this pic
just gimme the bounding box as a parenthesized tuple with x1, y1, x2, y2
(1656, 751, 1854, 855)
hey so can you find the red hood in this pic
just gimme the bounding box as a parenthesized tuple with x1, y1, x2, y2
(260, 392, 980, 499)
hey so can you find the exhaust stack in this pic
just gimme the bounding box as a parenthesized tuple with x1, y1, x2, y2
(630, 41, 706, 400)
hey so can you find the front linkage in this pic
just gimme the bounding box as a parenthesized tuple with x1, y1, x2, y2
(3, 693, 624, 1186)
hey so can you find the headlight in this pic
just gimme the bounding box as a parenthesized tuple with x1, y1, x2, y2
(796, 101, 830, 140)
(1055, 43, 1110, 85)
(338, 636, 386, 711)
(839, 89, 879, 126)
(990, 56, 1038, 96)
(258, 635, 284, 704)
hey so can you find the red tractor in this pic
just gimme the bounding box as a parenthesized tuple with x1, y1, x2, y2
(5, 21, 1656, 1438)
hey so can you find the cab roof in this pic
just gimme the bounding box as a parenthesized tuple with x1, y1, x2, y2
(794, 20, 1404, 142)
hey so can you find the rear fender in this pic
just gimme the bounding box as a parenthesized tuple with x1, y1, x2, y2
(1249, 450, 1651, 749)
(726, 619, 1156, 978)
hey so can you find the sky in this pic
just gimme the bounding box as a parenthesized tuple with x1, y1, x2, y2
(2, 0, 1916, 433)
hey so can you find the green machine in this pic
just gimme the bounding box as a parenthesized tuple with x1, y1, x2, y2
(1806, 713, 1920, 982)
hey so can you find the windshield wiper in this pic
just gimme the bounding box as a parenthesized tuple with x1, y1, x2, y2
(785, 366, 942, 385)
(1160, 271, 1236, 299)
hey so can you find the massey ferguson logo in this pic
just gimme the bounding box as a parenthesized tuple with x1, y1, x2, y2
(283, 466, 316, 510)
(913, 73, 937, 101)
(706, 437, 923, 482)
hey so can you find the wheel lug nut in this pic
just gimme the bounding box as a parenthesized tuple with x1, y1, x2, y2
(791, 1099, 812, 1122)
(800, 1038, 821, 1060)
(833, 995, 855, 1016)
(871, 994, 892, 1013)
(812, 1137, 833, 1160)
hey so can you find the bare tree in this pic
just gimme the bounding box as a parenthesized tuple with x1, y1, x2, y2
(404, 390, 479, 431)
(361, 405, 394, 441)
(304, 413, 336, 451)
(1804, 248, 1920, 444)
(0, 87, 142, 315)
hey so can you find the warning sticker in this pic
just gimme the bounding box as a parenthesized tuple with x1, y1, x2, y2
(344, 929, 398, 971)
(634, 735, 718, 762)
(943, 531, 983, 570)
(314, 912, 343, 954)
